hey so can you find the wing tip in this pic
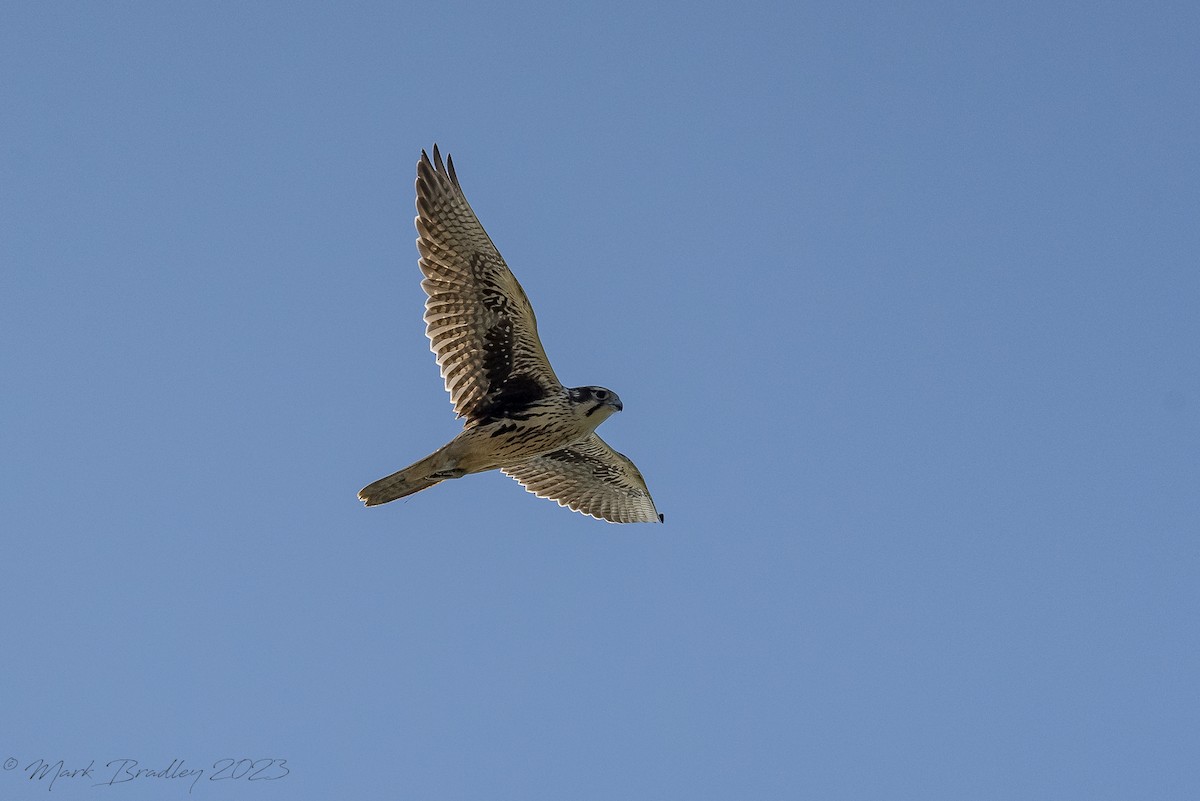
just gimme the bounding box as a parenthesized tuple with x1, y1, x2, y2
(419, 143, 460, 188)
(416, 143, 465, 218)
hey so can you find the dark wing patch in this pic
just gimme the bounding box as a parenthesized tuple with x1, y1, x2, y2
(416, 146, 561, 421)
(473, 374, 545, 423)
(501, 434, 661, 524)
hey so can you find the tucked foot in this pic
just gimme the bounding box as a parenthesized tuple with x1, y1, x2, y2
(428, 468, 467, 480)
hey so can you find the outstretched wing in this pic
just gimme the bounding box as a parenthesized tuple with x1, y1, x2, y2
(416, 145, 561, 422)
(501, 434, 662, 524)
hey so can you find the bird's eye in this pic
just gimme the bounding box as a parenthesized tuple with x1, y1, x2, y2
(594, 389, 609, 400)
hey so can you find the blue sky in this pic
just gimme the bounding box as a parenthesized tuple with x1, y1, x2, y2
(3, 2, 1198, 799)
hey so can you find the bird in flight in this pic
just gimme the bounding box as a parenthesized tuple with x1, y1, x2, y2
(358, 146, 661, 524)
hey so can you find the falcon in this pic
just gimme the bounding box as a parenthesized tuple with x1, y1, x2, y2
(358, 145, 661, 524)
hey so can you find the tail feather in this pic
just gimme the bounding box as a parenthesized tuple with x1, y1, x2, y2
(358, 450, 448, 506)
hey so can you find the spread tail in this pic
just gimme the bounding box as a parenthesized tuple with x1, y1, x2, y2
(358, 448, 452, 506)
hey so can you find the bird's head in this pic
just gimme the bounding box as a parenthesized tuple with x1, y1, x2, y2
(568, 386, 623, 424)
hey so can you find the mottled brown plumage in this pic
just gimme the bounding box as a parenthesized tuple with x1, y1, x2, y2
(358, 146, 660, 524)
